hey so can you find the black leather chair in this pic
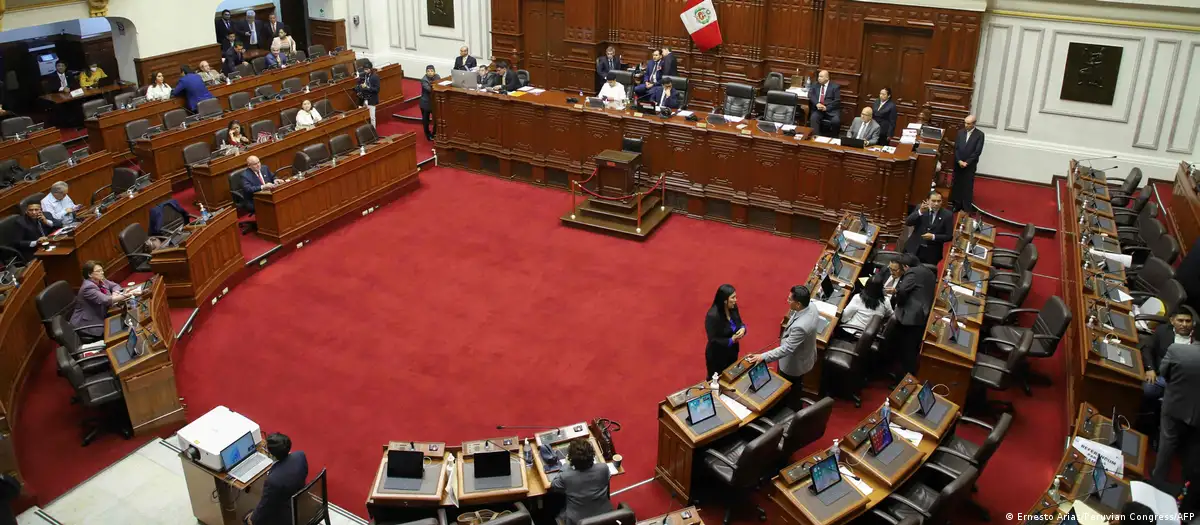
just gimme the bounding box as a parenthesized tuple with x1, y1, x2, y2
(236, 62, 255, 79)
(229, 171, 257, 233)
(0, 215, 27, 264)
(290, 467, 328, 525)
(38, 144, 69, 165)
(754, 72, 784, 116)
(256, 85, 278, 99)
(762, 90, 798, 125)
(81, 99, 108, 118)
(162, 109, 188, 130)
(330, 134, 354, 157)
(776, 397, 833, 461)
(251, 56, 269, 74)
(622, 137, 643, 154)
(214, 129, 230, 148)
(1127, 231, 1180, 272)
(35, 280, 77, 337)
(1119, 214, 1163, 250)
(111, 168, 138, 195)
(699, 418, 787, 524)
(663, 76, 690, 109)
(1, 116, 32, 137)
(196, 98, 222, 118)
(250, 119, 277, 138)
(988, 243, 1037, 300)
(302, 143, 330, 166)
(56, 345, 130, 446)
(125, 119, 151, 145)
(991, 223, 1035, 270)
(281, 108, 301, 128)
(1109, 167, 1142, 208)
(579, 503, 635, 525)
(50, 315, 107, 375)
(355, 58, 371, 72)
(928, 413, 1012, 522)
(1114, 194, 1154, 228)
(19, 193, 43, 213)
(517, 69, 530, 87)
(282, 77, 303, 93)
(290, 50, 308, 63)
(355, 124, 378, 146)
(331, 64, 350, 80)
(308, 44, 327, 57)
(293, 151, 312, 174)
(971, 330, 1031, 417)
(722, 83, 754, 118)
(611, 70, 634, 100)
(1128, 256, 1174, 297)
(117, 223, 164, 272)
(114, 92, 135, 109)
(982, 270, 1032, 326)
(989, 295, 1070, 393)
(314, 99, 335, 117)
(182, 142, 212, 178)
(824, 316, 882, 407)
(310, 70, 330, 85)
(871, 464, 980, 525)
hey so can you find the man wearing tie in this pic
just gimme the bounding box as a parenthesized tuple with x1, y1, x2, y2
(266, 13, 281, 39)
(488, 61, 522, 94)
(216, 10, 235, 44)
(872, 87, 897, 146)
(595, 46, 621, 93)
(240, 156, 278, 213)
(453, 47, 477, 71)
(951, 114, 984, 212)
(903, 191, 953, 265)
(808, 70, 841, 136)
(659, 47, 678, 78)
(49, 62, 74, 93)
(846, 107, 880, 145)
(648, 78, 680, 111)
(239, 10, 267, 51)
(633, 49, 663, 102)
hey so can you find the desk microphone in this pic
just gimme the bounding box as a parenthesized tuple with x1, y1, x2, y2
(1075, 155, 1118, 164)
(495, 425, 562, 434)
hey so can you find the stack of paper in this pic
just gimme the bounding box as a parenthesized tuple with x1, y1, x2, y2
(813, 300, 838, 317)
(531, 88, 546, 95)
(736, 124, 748, 130)
(950, 283, 976, 297)
(1089, 248, 1132, 268)
(676, 110, 695, 118)
(814, 136, 833, 144)
(843, 230, 868, 245)
(719, 394, 753, 421)
(438, 80, 453, 86)
(1131, 481, 1181, 525)
(781, 124, 797, 132)
(726, 116, 745, 123)
(907, 123, 923, 130)
(839, 466, 873, 495)
(517, 86, 535, 92)
(786, 87, 808, 96)
(890, 424, 923, 446)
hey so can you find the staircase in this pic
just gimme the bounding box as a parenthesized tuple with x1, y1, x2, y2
(561, 192, 671, 240)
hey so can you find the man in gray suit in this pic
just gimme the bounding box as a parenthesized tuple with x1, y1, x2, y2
(891, 254, 936, 378)
(1153, 343, 1200, 483)
(846, 106, 880, 145)
(551, 440, 612, 525)
(747, 285, 819, 409)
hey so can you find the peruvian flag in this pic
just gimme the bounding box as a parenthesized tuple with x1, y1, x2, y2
(680, 0, 723, 52)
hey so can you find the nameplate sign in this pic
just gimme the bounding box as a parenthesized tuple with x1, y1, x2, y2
(573, 104, 583, 109)
(741, 130, 752, 135)
(633, 112, 644, 118)
(696, 122, 707, 128)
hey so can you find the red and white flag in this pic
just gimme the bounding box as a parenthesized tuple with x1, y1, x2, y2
(680, 0, 723, 52)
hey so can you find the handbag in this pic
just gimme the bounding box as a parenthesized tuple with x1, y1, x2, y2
(588, 418, 621, 461)
(456, 509, 512, 525)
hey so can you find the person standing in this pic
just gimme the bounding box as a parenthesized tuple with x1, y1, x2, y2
(873, 87, 897, 145)
(891, 254, 936, 378)
(550, 439, 612, 525)
(951, 114, 984, 212)
(223, 42, 247, 75)
(746, 285, 819, 409)
(354, 60, 381, 126)
(420, 65, 439, 141)
(595, 46, 621, 92)
(1153, 343, 1200, 484)
(1143, 309, 1194, 404)
(171, 66, 215, 113)
(659, 47, 678, 78)
(453, 47, 477, 71)
(704, 284, 745, 378)
(903, 191, 954, 265)
(266, 13, 282, 40)
(245, 433, 308, 525)
(216, 10, 236, 44)
(808, 70, 841, 136)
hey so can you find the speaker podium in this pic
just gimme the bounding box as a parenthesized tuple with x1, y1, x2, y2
(561, 150, 670, 240)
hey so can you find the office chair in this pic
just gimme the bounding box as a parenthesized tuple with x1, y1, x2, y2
(35, 280, 77, 337)
(776, 397, 834, 462)
(988, 295, 1070, 394)
(663, 76, 690, 108)
(824, 316, 882, 407)
(1109, 167, 1142, 207)
(970, 330, 1031, 418)
(302, 143, 331, 166)
(988, 243, 1037, 300)
(158, 203, 190, 234)
(1113, 194, 1154, 229)
(250, 119, 277, 139)
(214, 129, 230, 149)
(928, 413, 1013, 522)
(0, 215, 27, 264)
(722, 83, 754, 118)
(135, 85, 149, 97)
(162, 109, 189, 130)
(56, 345, 131, 446)
(281, 108, 301, 128)
(81, 99, 107, 119)
(255, 84, 278, 99)
(111, 167, 138, 195)
(870, 464, 980, 525)
(517, 69, 530, 88)
(329, 134, 354, 157)
(870, 225, 911, 267)
(290, 467, 329, 525)
(281, 77, 303, 93)
(38, 144, 69, 165)
(579, 503, 635, 525)
(982, 270, 1032, 326)
(1119, 214, 1164, 250)
(114, 92, 134, 109)
(292, 151, 312, 174)
(1, 116, 32, 138)
(699, 418, 787, 524)
(1126, 230, 1180, 272)
(1128, 257, 1174, 297)
(236, 62, 255, 79)
(182, 142, 212, 179)
(310, 70, 330, 85)
(290, 50, 308, 63)
(228, 172, 257, 234)
(611, 70, 634, 100)
(313, 99, 335, 117)
(331, 64, 350, 80)
(251, 56, 269, 74)
(118, 223, 166, 272)
(1131, 279, 1186, 333)
(308, 44, 326, 57)
(754, 72, 784, 116)
(990, 223, 1035, 270)
(621, 137, 643, 154)
(196, 98, 223, 119)
(50, 315, 108, 375)
(355, 58, 371, 72)
(762, 91, 798, 125)
(228, 91, 251, 111)
(355, 124, 378, 146)
(125, 119, 151, 152)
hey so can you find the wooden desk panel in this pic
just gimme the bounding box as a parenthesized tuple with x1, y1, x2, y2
(41, 83, 131, 105)
(192, 109, 371, 208)
(375, 64, 406, 109)
(433, 86, 925, 239)
(0, 151, 113, 215)
(254, 133, 419, 245)
(0, 128, 61, 168)
(150, 208, 243, 308)
(36, 179, 172, 287)
(0, 262, 47, 487)
(1170, 162, 1198, 255)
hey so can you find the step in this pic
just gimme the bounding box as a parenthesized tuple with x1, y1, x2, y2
(560, 202, 671, 240)
(589, 193, 661, 214)
(580, 195, 662, 224)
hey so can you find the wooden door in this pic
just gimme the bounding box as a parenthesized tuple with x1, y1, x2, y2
(523, 0, 549, 84)
(861, 24, 932, 141)
(544, 1, 567, 89)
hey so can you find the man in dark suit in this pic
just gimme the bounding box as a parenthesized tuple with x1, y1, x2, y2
(1153, 342, 1200, 484)
(633, 49, 664, 102)
(488, 61, 522, 94)
(49, 62, 75, 93)
(453, 46, 477, 71)
(266, 13, 282, 40)
(1143, 309, 1194, 404)
(223, 42, 247, 75)
(872, 87, 897, 146)
(216, 10, 236, 44)
(245, 433, 308, 525)
(903, 191, 953, 265)
(659, 47, 678, 77)
(221, 31, 239, 52)
(354, 61, 381, 126)
(238, 10, 269, 51)
(808, 70, 841, 136)
(891, 253, 936, 377)
(13, 201, 60, 262)
(595, 46, 621, 93)
(648, 78, 681, 111)
(240, 156, 277, 213)
(951, 114, 984, 212)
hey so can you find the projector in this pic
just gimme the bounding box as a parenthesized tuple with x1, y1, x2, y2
(175, 406, 262, 472)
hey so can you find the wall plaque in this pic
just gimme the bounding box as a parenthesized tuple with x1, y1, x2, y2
(428, 0, 454, 28)
(1060, 42, 1122, 105)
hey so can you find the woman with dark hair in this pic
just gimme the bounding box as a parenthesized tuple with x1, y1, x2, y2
(839, 273, 892, 338)
(226, 120, 251, 146)
(705, 284, 746, 377)
(70, 260, 139, 341)
(550, 439, 612, 525)
(872, 86, 897, 145)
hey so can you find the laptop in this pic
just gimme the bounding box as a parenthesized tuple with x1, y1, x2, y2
(807, 454, 852, 505)
(472, 450, 513, 490)
(841, 136, 866, 149)
(818, 274, 835, 301)
(383, 449, 426, 490)
(747, 362, 771, 393)
(686, 392, 721, 434)
(223, 432, 273, 484)
(867, 419, 903, 465)
(586, 97, 605, 108)
(451, 69, 481, 89)
(915, 381, 948, 422)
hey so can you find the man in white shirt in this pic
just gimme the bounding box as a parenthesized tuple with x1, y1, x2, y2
(52, 62, 73, 93)
(597, 73, 627, 109)
(40, 181, 77, 222)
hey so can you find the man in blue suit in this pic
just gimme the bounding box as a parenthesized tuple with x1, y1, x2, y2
(245, 433, 308, 525)
(648, 78, 681, 111)
(633, 49, 664, 102)
(808, 70, 841, 136)
(171, 66, 214, 113)
(240, 156, 277, 213)
(265, 44, 288, 69)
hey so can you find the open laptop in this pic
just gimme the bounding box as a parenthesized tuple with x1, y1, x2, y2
(841, 136, 866, 149)
(867, 419, 903, 465)
(451, 69, 481, 89)
(224, 432, 273, 484)
(383, 449, 426, 490)
(807, 454, 852, 505)
(686, 392, 721, 434)
(472, 450, 513, 490)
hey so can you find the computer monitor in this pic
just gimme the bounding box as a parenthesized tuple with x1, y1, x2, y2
(451, 69, 481, 89)
(748, 362, 771, 392)
(220, 431, 257, 471)
(835, 232, 848, 252)
(386, 450, 425, 479)
(473, 450, 511, 479)
(916, 381, 936, 417)
(1091, 460, 1108, 500)
(686, 392, 717, 426)
(808, 454, 841, 495)
(867, 419, 893, 456)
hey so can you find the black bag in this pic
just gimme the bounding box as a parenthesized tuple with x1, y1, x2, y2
(588, 418, 621, 461)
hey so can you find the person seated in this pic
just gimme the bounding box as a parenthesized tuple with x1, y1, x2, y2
(172, 65, 215, 113)
(226, 120, 252, 147)
(648, 78, 680, 111)
(240, 156, 278, 213)
(265, 44, 288, 69)
(272, 28, 297, 56)
(145, 71, 172, 101)
(40, 181, 78, 222)
(197, 61, 226, 84)
(839, 273, 893, 339)
(476, 64, 495, 87)
(294, 100, 322, 131)
(221, 31, 239, 52)
(487, 61, 521, 93)
(597, 72, 627, 109)
(550, 439, 612, 525)
(13, 201, 60, 262)
(245, 433, 308, 525)
(70, 260, 140, 341)
(846, 106, 880, 144)
(223, 41, 247, 75)
(50, 62, 76, 93)
(1142, 308, 1193, 403)
(454, 46, 477, 71)
(633, 49, 664, 102)
(78, 63, 107, 89)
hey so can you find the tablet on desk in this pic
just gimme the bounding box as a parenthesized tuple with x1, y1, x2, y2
(747, 362, 771, 392)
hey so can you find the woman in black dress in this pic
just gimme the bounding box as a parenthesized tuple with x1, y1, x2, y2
(704, 284, 746, 377)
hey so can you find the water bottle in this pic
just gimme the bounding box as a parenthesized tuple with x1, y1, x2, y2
(199, 204, 211, 223)
(831, 439, 841, 463)
(67, 156, 75, 167)
(226, 77, 232, 86)
(94, 206, 102, 219)
(127, 187, 135, 199)
(881, 399, 890, 422)
(523, 438, 533, 467)
(710, 373, 720, 392)
(1049, 475, 1063, 503)
(360, 145, 366, 156)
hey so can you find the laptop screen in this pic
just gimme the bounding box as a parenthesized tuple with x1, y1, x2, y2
(687, 392, 717, 425)
(473, 450, 511, 479)
(868, 420, 893, 456)
(819, 275, 834, 299)
(748, 362, 770, 392)
(221, 432, 257, 471)
(917, 381, 936, 416)
(387, 450, 425, 479)
(809, 454, 841, 494)
(831, 252, 843, 276)
(1091, 461, 1107, 499)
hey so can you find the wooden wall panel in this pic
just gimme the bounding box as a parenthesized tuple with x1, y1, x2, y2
(133, 44, 223, 87)
(309, 18, 347, 52)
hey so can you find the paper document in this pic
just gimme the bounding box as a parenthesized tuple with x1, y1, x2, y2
(907, 123, 923, 130)
(517, 86, 535, 92)
(718, 394, 753, 421)
(781, 124, 797, 132)
(839, 466, 873, 495)
(736, 124, 747, 130)
(813, 300, 838, 318)
(1090, 248, 1132, 268)
(1114, 289, 1134, 303)
(726, 116, 745, 123)
(814, 136, 832, 144)
(676, 110, 694, 118)
(438, 80, 453, 86)
(786, 87, 807, 96)
(882, 146, 897, 154)
(81, 340, 107, 352)
(1072, 436, 1124, 477)
(1131, 481, 1181, 525)
(843, 230, 867, 245)
(1071, 500, 1112, 524)
(950, 283, 975, 297)
(830, 139, 842, 146)
(444, 454, 459, 507)
(531, 89, 546, 94)
(900, 136, 917, 144)
(607, 462, 619, 476)
(889, 424, 922, 447)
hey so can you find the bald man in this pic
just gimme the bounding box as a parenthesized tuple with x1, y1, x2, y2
(453, 46, 477, 71)
(808, 70, 841, 136)
(197, 61, 225, 84)
(239, 155, 277, 213)
(846, 106, 880, 144)
(951, 114, 984, 212)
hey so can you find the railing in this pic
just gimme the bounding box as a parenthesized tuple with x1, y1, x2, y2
(570, 168, 668, 234)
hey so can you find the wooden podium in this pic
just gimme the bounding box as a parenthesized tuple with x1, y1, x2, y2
(561, 150, 670, 240)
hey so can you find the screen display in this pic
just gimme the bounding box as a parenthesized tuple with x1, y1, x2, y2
(748, 362, 770, 392)
(687, 393, 717, 425)
(221, 432, 256, 471)
(831, 253, 844, 276)
(387, 450, 425, 479)
(917, 381, 936, 416)
(473, 450, 511, 478)
(809, 455, 841, 494)
(1091, 461, 1107, 499)
(868, 420, 893, 456)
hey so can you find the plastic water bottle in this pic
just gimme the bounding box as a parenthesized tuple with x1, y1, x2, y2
(67, 156, 75, 167)
(831, 439, 841, 463)
(226, 77, 232, 86)
(881, 399, 890, 422)
(1049, 475, 1063, 503)
(523, 438, 533, 467)
(199, 204, 211, 223)
(359, 145, 366, 156)
(710, 373, 720, 392)
(127, 187, 135, 199)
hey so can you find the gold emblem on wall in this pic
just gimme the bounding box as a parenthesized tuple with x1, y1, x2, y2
(88, 0, 108, 17)
(427, 0, 453, 28)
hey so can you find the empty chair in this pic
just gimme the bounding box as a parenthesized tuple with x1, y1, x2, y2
(81, 99, 108, 118)
(118, 223, 163, 272)
(308, 44, 327, 57)
(1128, 232, 1181, 271)
(229, 91, 251, 110)
(991, 223, 1035, 270)
(972, 330, 1032, 416)
(823, 316, 881, 406)
(38, 144, 69, 165)
(699, 418, 787, 524)
(249, 119, 276, 139)
(928, 413, 1013, 522)
(135, 85, 148, 97)
(113, 92, 134, 109)
(329, 134, 354, 157)
(1114, 193, 1154, 228)
(302, 143, 331, 166)
(124, 119, 150, 144)
(331, 64, 350, 79)
(355, 124, 378, 145)
(579, 503, 635, 525)
(762, 90, 798, 125)
(50, 315, 108, 374)
(1109, 167, 1143, 207)
(776, 397, 834, 460)
(235, 62, 255, 79)
(290, 468, 329, 525)
(982, 270, 1033, 326)
(290, 50, 307, 62)
(196, 98, 222, 118)
(755, 72, 785, 115)
(988, 243, 1038, 300)
(1119, 213, 1163, 249)
(722, 83, 754, 118)
(989, 296, 1071, 394)
(214, 129, 229, 148)
(57, 345, 130, 446)
(313, 99, 335, 117)
(251, 56, 269, 74)
(280, 108, 301, 128)
(111, 168, 138, 195)
(162, 109, 188, 130)
(517, 69, 530, 87)
(1, 116, 33, 137)
(662, 76, 690, 108)
(1129, 257, 1175, 297)
(255, 85, 278, 99)
(281, 77, 303, 93)
(182, 142, 212, 176)
(292, 151, 312, 174)
(621, 137, 643, 154)
(871, 465, 981, 525)
(310, 70, 330, 85)
(35, 280, 76, 337)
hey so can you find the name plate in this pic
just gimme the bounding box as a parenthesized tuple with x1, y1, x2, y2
(696, 122, 707, 128)
(633, 112, 644, 118)
(741, 129, 752, 135)
(573, 104, 584, 109)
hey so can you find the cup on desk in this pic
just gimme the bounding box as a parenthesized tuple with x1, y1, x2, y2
(612, 454, 622, 469)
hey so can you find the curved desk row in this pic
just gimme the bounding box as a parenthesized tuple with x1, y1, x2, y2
(0, 149, 114, 216)
(0, 128, 61, 168)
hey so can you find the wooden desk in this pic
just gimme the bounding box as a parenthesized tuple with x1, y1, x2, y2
(375, 64, 407, 109)
(0, 128, 61, 168)
(192, 108, 371, 208)
(637, 507, 703, 525)
(0, 151, 113, 215)
(132, 77, 362, 184)
(40, 83, 131, 105)
(100, 275, 175, 354)
(919, 302, 979, 408)
(254, 131, 420, 245)
(36, 178, 172, 287)
(433, 86, 931, 240)
(1169, 161, 1198, 255)
(1073, 402, 1149, 479)
(85, 53, 360, 156)
(180, 447, 272, 525)
(150, 208, 243, 308)
(106, 326, 184, 435)
(0, 261, 47, 488)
